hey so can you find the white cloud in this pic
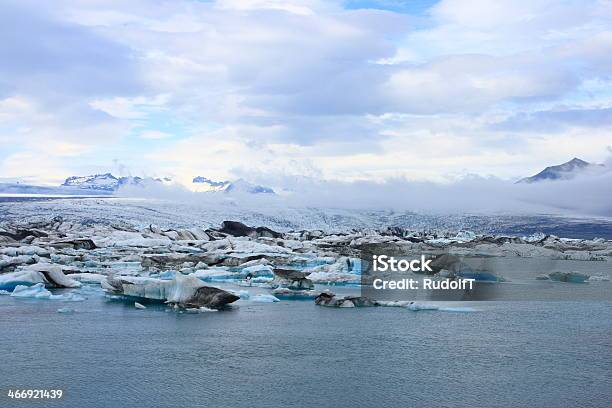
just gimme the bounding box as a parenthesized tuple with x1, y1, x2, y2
(138, 130, 172, 140)
(1, 0, 611, 188)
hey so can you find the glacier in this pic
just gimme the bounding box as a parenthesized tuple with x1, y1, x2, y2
(0, 198, 610, 314)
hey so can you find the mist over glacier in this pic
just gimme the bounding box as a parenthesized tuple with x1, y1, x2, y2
(115, 155, 612, 217)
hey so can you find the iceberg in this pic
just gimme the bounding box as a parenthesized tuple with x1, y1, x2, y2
(230, 289, 250, 299)
(272, 269, 314, 290)
(251, 294, 280, 303)
(314, 292, 377, 307)
(548, 271, 590, 283)
(588, 275, 610, 282)
(406, 303, 440, 311)
(102, 274, 239, 309)
(11, 283, 52, 299)
(240, 264, 274, 278)
(10, 284, 85, 301)
(68, 273, 106, 284)
(0, 264, 81, 291)
(191, 268, 237, 281)
(272, 287, 318, 299)
(307, 271, 359, 284)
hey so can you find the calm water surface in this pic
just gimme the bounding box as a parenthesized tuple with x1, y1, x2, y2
(1, 285, 610, 408)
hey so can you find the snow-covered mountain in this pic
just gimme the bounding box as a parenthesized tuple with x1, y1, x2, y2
(62, 173, 120, 191)
(191, 176, 231, 192)
(517, 158, 605, 183)
(192, 176, 275, 194)
(61, 174, 171, 192)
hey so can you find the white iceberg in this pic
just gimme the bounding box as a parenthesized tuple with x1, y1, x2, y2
(240, 264, 274, 278)
(10, 284, 85, 301)
(0, 263, 81, 290)
(251, 294, 280, 303)
(306, 271, 359, 284)
(11, 283, 52, 299)
(68, 273, 107, 284)
(191, 268, 237, 281)
(102, 274, 239, 309)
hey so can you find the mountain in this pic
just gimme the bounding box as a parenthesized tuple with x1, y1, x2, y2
(192, 176, 231, 192)
(192, 176, 275, 194)
(61, 174, 169, 192)
(62, 173, 119, 191)
(517, 158, 605, 183)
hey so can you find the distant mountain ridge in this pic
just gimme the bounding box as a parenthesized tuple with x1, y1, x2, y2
(191, 176, 231, 192)
(62, 173, 121, 191)
(192, 176, 275, 194)
(61, 173, 155, 192)
(517, 158, 605, 183)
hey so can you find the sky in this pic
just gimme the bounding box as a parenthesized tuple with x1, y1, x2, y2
(1, 0, 612, 187)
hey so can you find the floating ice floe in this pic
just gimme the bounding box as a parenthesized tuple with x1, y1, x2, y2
(184, 307, 218, 313)
(230, 289, 250, 299)
(251, 294, 280, 303)
(191, 268, 236, 281)
(68, 273, 106, 284)
(302, 257, 361, 284)
(134, 302, 146, 309)
(11, 283, 52, 299)
(271, 287, 318, 299)
(10, 283, 85, 301)
(306, 271, 359, 284)
(272, 269, 314, 290)
(0, 263, 81, 291)
(240, 264, 274, 278)
(588, 275, 610, 282)
(101, 274, 239, 309)
(548, 271, 590, 283)
(314, 293, 377, 307)
(314, 292, 477, 312)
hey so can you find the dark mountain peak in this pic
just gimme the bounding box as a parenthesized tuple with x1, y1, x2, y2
(517, 158, 602, 183)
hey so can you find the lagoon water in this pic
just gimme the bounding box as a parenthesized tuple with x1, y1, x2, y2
(1, 285, 610, 408)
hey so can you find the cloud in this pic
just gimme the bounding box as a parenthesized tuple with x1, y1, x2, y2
(138, 130, 173, 140)
(118, 153, 612, 217)
(1, 0, 612, 189)
(493, 107, 612, 132)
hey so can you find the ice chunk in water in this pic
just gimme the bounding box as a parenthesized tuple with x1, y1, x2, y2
(0, 265, 81, 290)
(251, 294, 280, 303)
(548, 271, 589, 283)
(10, 284, 85, 301)
(240, 264, 274, 278)
(11, 283, 52, 299)
(52, 292, 85, 302)
(230, 290, 250, 299)
(191, 268, 236, 281)
(406, 303, 440, 311)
